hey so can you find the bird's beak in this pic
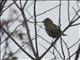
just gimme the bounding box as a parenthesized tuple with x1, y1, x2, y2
(42, 21, 44, 23)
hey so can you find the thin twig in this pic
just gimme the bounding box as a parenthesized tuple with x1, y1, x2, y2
(60, 37, 65, 60)
(68, 0, 70, 23)
(28, 4, 60, 21)
(75, 44, 80, 60)
(12, 0, 37, 58)
(58, 0, 61, 27)
(69, 39, 80, 49)
(62, 38, 71, 60)
(0, 26, 35, 60)
(0, 24, 21, 45)
(34, 0, 39, 59)
(66, 43, 80, 60)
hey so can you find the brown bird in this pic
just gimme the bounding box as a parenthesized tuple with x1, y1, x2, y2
(43, 18, 66, 38)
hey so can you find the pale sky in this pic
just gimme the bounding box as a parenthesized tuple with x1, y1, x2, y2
(1, 1, 80, 60)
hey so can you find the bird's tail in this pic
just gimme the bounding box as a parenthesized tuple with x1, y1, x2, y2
(62, 33, 67, 36)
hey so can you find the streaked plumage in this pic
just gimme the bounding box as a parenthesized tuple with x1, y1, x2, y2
(43, 18, 66, 38)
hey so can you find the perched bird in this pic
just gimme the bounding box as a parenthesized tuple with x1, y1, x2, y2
(43, 18, 66, 38)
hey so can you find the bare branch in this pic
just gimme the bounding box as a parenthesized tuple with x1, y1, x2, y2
(0, 25, 35, 60)
(34, 0, 39, 59)
(75, 44, 80, 60)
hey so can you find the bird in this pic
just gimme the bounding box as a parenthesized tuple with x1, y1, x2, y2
(43, 18, 66, 38)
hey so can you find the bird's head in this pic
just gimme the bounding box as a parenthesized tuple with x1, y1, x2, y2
(42, 18, 54, 25)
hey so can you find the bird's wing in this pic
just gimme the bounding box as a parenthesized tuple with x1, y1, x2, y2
(51, 24, 62, 34)
(51, 24, 60, 30)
